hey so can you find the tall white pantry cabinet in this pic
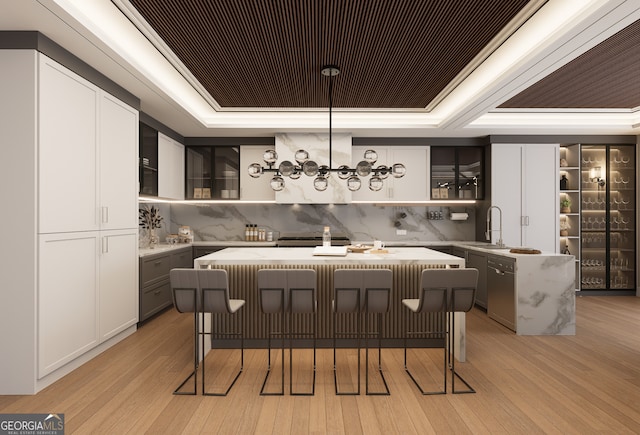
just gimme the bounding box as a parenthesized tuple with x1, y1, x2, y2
(0, 50, 139, 394)
(490, 143, 559, 253)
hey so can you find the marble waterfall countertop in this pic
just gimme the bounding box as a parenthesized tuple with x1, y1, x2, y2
(194, 246, 465, 266)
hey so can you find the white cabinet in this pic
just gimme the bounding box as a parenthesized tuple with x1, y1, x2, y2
(158, 133, 185, 200)
(100, 94, 139, 228)
(38, 232, 99, 377)
(38, 230, 138, 377)
(0, 51, 139, 393)
(240, 145, 276, 200)
(38, 56, 138, 233)
(491, 143, 559, 253)
(99, 230, 138, 341)
(352, 146, 429, 201)
(39, 57, 99, 233)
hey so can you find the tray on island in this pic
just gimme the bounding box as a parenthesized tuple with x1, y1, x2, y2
(347, 244, 373, 253)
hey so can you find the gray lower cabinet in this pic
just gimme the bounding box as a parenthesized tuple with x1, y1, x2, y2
(193, 246, 225, 259)
(466, 251, 488, 309)
(428, 245, 453, 255)
(139, 246, 192, 322)
(452, 247, 467, 259)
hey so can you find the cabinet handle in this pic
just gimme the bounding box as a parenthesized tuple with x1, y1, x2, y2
(101, 206, 109, 224)
(154, 261, 162, 265)
(153, 290, 161, 295)
(102, 236, 109, 254)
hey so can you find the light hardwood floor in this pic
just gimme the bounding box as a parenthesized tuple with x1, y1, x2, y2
(2, 296, 640, 434)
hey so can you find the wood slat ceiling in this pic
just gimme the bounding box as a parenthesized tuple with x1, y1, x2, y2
(500, 19, 640, 109)
(128, 0, 530, 109)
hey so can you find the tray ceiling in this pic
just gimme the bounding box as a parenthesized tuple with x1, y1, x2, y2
(126, 0, 640, 112)
(127, 0, 531, 110)
(2, 0, 638, 136)
(500, 19, 640, 109)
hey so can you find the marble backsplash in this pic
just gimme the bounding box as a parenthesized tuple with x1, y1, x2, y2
(150, 203, 478, 243)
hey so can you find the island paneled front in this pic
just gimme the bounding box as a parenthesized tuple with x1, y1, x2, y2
(194, 247, 469, 361)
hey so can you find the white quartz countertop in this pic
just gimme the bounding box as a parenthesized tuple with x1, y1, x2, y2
(452, 243, 568, 259)
(139, 241, 277, 257)
(194, 247, 465, 266)
(139, 243, 192, 257)
(140, 240, 570, 261)
(191, 241, 277, 247)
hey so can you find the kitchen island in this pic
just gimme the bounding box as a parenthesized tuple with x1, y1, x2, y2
(194, 247, 469, 360)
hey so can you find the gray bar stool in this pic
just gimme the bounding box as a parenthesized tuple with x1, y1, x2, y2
(402, 268, 478, 395)
(170, 268, 200, 395)
(333, 268, 392, 395)
(197, 269, 245, 396)
(258, 269, 317, 395)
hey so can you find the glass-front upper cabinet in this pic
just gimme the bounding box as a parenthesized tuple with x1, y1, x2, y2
(185, 146, 239, 200)
(430, 146, 484, 199)
(139, 122, 158, 196)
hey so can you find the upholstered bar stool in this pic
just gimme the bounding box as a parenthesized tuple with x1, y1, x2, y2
(170, 268, 200, 395)
(333, 268, 393, 395)
(257, 269, 317, 395)
(197, 268, 245, 396)
(402, 268, 478, 395)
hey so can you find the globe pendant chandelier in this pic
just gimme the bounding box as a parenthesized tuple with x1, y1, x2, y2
(247, 65, 406, 192)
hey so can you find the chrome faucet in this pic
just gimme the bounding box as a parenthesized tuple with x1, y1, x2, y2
(486, 205, 505, 248)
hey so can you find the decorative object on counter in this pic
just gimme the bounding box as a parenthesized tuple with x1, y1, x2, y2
(247, 66, 405, 192)
(139, 205, 163, 248)
(560, 198, 572, 213)
(178, 225, 194, 243)
(165, 234, 179, 244)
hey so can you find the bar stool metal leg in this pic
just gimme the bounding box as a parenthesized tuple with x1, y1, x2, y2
(403, 305, 447, 395)
(173, 288, 198, 395)
(260, 288, 285, 396)
(333, 287, 360, 395)
(449, 289, 475, 394)
(365, 311, 390, 395)
(201, 288, 244, 397)
(288, 288, 317, 396)
(289, 295, 316, 396)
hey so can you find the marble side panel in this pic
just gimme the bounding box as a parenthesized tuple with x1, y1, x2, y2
(516, 255, 576, 335)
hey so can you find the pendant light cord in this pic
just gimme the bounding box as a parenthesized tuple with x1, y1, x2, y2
(329, 71, 333, 170)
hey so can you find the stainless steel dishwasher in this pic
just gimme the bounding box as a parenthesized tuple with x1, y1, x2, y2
(487, 256, 516, 332)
